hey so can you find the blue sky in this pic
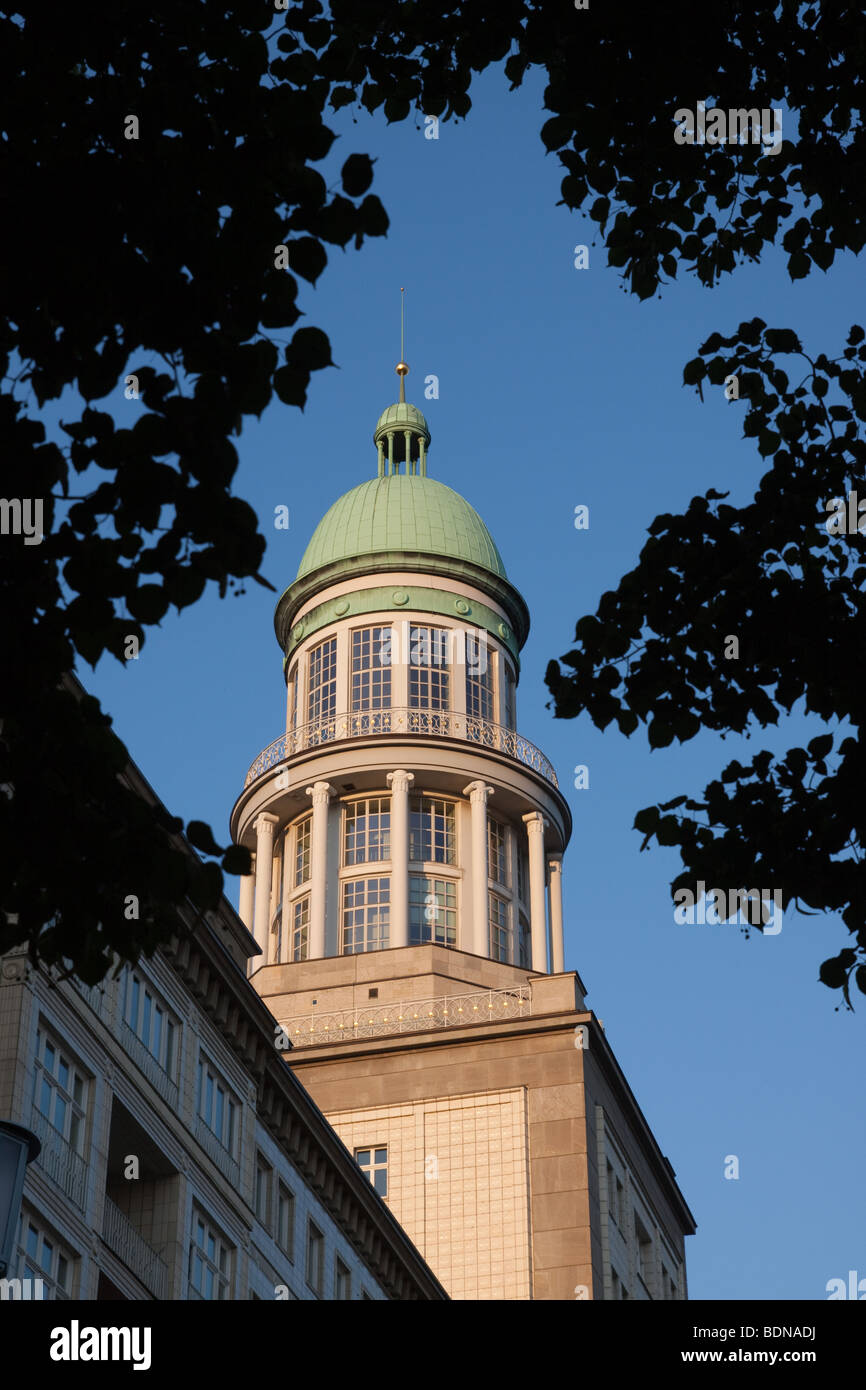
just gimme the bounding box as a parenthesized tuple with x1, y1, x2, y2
(69, 68, 863, 1300)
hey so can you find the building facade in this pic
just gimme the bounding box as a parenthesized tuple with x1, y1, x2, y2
(232, 366, 697, 1299)
(0, 738, 446, 1302)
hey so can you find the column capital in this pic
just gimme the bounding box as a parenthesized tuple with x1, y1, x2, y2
(548, 853, 564, 869)
(522, 810, 547, 835)
(305, 781, 334, 805)
(253, 812, 279, 837)
(387, 769, 415, 793)
(463, 780, 495, 803)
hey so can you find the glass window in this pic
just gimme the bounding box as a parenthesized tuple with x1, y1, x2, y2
(342, 879, 390, 954)
(489, 893, 509, 962)
(277, 1184, 295, 1260)
(344, 797, 391, 865)
(503, 660, 517, 728)
(288, 663, 298, 732)
(293, 816, 311, 886)
(306, 1222, 324, 1296)
(292, 895, 310, 961)
(466, 658, 494, 723)
(196, 1057, 238, 1155)
(518, 921, 531, 966)
(351, 627, 392, 711)
(488, 817, 507, 884)
(355, 1146, 388, 1197)
(189, 1209, 232, 1300)
(409, 797, 455, 864)
(33, 1028, 87, 1154)
(120, 970, 179, 1079)
(307, 637, 337, 728)
(255, 1156, 271, 1228)
(410, 876, 457, 946)
(335, 1258, 352, 1300)
(517, 844, 527, 904)
(271, 908, 283, 965)
(16, 1212, 74, 1299)
(408, 625, 450, 710)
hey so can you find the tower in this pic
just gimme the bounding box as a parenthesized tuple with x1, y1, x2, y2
(231, 362, 695, 1300)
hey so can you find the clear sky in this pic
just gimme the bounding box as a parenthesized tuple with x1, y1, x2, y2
(69, 67, 863, 1300)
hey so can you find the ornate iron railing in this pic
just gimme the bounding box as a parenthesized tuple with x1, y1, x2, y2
(102, 1196, 169, 1300)
(29, 1106, 88, 1211)
(282, 984, 532, 1046)
(244, 709, 558, 789)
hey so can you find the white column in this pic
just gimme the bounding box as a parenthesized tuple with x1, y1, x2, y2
(238, 859, 255, 932)
(548, 854, 564, 973)
(523, 812, 548, 973)
(252, 815, 279, 962)
(465, 781, 494, 957)
(387, 769, 414, 949)
(306, 782, 334, 959)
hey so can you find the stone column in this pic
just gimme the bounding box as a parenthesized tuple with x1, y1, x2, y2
(522, 812, 548, 973)
(548, 854, 564, 973)
(464, 781, 494, 957)
(387, 770, 414, 949)
(306, 782, 334, 959)
(238, 860, 255, 932)
(252, 815, 279, 963)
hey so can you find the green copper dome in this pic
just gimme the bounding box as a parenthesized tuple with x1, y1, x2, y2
(296, 474, 507, 581)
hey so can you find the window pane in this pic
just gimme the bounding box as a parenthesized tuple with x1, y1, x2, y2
(374, 1148, 387, 1164)
(58, 1057, 69, 1092)
(373, 1169, 387, 1196)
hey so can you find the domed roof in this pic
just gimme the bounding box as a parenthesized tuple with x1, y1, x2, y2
(374, 401, 431, 443)
(296, 474, 507, 581)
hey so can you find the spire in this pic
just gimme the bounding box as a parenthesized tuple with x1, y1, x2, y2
(373, 288, 430, 478)
(396, 287, 409, 404)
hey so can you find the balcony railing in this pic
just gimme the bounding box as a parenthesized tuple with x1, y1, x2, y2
(282, 984, 532, 1046)
(244, 709, 558, 789)
(119, 1021, 180, 1111)
(102, 1195, 169, 1300)
(29, 1106, 88, 1211)
(193, 1116, 240, 1190)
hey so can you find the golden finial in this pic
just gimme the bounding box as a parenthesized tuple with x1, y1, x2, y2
(395, 287, 408, 403)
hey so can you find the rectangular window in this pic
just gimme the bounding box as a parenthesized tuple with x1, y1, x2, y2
(196, 1057, 238, 1155)
(307, 637, 338, 728)
(635, 1215, 654, 1292)
(255, 1156, 271, 1229)
(351, 627, 392, 711)
(306, 1221, 324, 1296)
(517, 845, 527, 904)
(615, 1176, 624, 1228)
(33, 1028, 87, 1155)
(410, 876, 457, 946)
(518, 917, 531, 969)
(408, 625, 450, 710)
(355, 1146, 388, 1197)
(271, 909, 283, 965)
(487, 817, 507, 884)
(409, 796, 455, 864)
(335, 1257, 351, 1300)
(120, 971, 178, 1079)
(17, 1212, 74, 1299)
(503, 661, 517, 728)
(277, 1184, 295, 1260)
(294, 816, 311, 886)
(189, 1209, 232, 1300)
(344, 797, 391, 865)
(288, 663, 298, 732)
(466, 659, 494, 723)
(489, 893, 509, 962)
(342, 879, 390, 953)
(292, 895, 310, 961)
